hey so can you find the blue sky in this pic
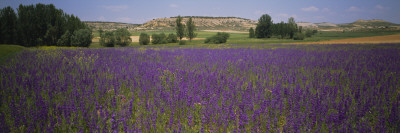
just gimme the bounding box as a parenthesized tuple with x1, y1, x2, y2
(1, 0, 399, 24)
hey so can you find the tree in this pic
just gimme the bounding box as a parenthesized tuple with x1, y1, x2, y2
(100, 31, 115, 47)
(287, 17, 297, 39)
(0, 6, 17, 44)
(186, 17, 197, 41)
(14, 3, 87, 47)
(114, 28, 131, 47)
(255, 14, 273, 38)
(293, 32, 305, 40)
(176, 15, 185, 40)
(70, 29, 92, 47)
(167, 33, 178, 43)
(139, 33, 150, 45)
(151, 33, 167, 44)
(57, 30, 71, 46)
(249, 27, 255, 38)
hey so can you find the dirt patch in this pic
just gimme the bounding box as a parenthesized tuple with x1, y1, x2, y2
(202, 30, 248, 33)
(291, 34, 400, 44)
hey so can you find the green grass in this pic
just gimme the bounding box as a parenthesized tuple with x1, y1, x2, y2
(90, 30, 400, 48)
(0, 44, 25, 64)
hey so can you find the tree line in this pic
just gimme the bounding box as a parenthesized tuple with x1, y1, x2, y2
(139, 16, 197, 45)
(249, 14, 317, 40)
(0, 4, 92, 47)
(98, 28, 132, 47)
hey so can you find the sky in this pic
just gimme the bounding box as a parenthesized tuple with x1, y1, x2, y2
(1, 0, 400, 24)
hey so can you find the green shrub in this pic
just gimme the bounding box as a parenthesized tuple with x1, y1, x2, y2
(305, 29, 314, 37)
(293, 32, 305, 40)
(204, 32, 230, 44)
(179, 40, 186, 45)
(100, 31, 115, 47)
(70, 29, 92, 47)
(114, 28, 131, 47)
(139, 33, 150, 45)
(56, 30, 71, 46)
(152, 33, 167, 44)
(167, 33, 178, 43)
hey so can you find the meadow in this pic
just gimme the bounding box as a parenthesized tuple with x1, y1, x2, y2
(0, 44, 399, 132)
(89, 30, 400, 48)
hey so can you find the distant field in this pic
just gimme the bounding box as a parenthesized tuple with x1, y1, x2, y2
(291, 34, 400, 44)
(95, 30, 400, 47)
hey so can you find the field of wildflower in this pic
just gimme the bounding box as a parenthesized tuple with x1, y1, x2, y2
(0, 44, 399, 132)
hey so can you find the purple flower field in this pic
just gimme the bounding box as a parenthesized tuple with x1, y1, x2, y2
(1, 45, 399, 132)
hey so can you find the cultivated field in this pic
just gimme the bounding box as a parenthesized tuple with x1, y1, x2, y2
(1, 45, 399, 132)
(291, 34, 400, 44)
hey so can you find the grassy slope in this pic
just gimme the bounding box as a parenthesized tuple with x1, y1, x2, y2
(0, 45, 25, 64)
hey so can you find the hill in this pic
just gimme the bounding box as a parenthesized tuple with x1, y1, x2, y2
(84, 21, 141, 31)
(135, 16, 257, 31)
(85, 18, 400, 32)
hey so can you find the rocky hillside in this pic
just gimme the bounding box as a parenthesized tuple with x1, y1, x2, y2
(84, 21, 141, 31)
(85, 18, 399, 32)
(299, 19, 400, 31)
(135, 16, 257, 31)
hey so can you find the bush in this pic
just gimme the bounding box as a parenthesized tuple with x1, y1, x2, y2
(70, 29, 92, 47)
(139, 33, 150, 45)
(100, 31, 115, 47)
(293, 32, 305, 40)
(114, 28, 131, 47)
(204, 32, 230, 44)
(167, 33, 178, 43)
(179, 40, 186, 45)
(305, 29, 314, 37)
(57, 30, 71, 46)
(152, 33, 167, 44)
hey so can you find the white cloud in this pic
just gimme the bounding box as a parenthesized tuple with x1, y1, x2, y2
(101, 5, 128, 12)
(301, 6, 319, 12)
(322, 8, 330, 12)
(375, 5, 384, 10)
(169, 4, 178, 8)
(347, 6, 362, 12)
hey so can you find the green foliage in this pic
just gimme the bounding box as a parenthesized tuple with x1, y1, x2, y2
(204, 32, 230, 44)
(255, 14, 273, 38)
(305, 29, 315, 37)
(152, 33, 168, 44)
(0, 6, 17, 44)
(56, 30, 71, 46)
(139, 33, 150, 45)
(114, 28, 131, 47)
(186, 17, 197, 41)
(176, 15, 185, 40)
(0, 4, 88, 47)
(100, 31, 115, 47)
(287, 17, 297, 39)
(249, 27, 255, 38)
(70, 29, 92, 47)
(179, 40, 186, 45)
(293, 32, 305, 40)
(167, 33, 178, 43)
